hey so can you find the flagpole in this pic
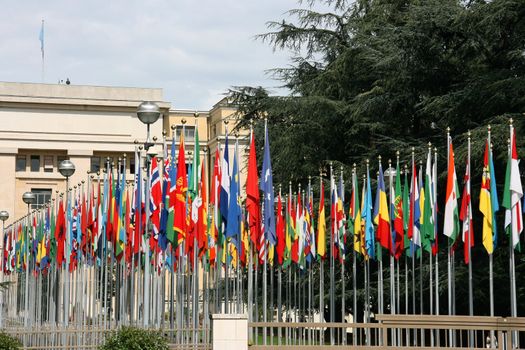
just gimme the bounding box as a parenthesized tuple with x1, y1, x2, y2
(388, 158, 396, 345)
(487, 127, 495, 348)
(40, 19, 45, 83)
(363, 166, 370, 347)
(375, 163, 384, 346)
(262, 199, 267, 345)
(329, 163, 335, 346)
(340, 167, 346, 346)
(467, 131, 473, 316)
(351, 164, 357, 347)
(418, 160, 425, 346)
(427, 144, 434, 321)
(277, 185, 282, 344)
(434, 146, 439, 317)
(446, 127, 452, 320)
(318, 170, 325, 345)
(509, 119, 518, 347)
(433, 146, 440, 347)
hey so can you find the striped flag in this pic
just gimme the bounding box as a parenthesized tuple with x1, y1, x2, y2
(443, 137, 460, 244)
(503, 126, 523, 250)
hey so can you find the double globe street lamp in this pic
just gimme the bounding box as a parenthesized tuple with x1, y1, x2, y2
(137, 101, 161, 327)
(22, 191, 36, 327)
(58, 159, 75, 325)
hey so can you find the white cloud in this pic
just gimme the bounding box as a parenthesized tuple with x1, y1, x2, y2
(0, 0, 306, 109)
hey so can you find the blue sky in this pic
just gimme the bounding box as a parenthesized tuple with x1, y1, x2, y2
(0, 0, 305, 109)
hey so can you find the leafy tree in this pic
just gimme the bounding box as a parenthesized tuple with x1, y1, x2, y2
(230, 0, 525, 318)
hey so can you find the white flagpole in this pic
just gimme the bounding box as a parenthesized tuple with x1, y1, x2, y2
(509, 119, 518, 347)
(340, 167, 346, 346)
(433, 146, 440, 347)
(318, 171, 325, 345)
(351, 165, 357, 347)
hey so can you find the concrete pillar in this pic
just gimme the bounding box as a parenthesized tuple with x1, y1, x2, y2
(212, 314, 248, 350)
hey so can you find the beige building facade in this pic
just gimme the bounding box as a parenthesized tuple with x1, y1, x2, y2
(0, 81, 247, 227)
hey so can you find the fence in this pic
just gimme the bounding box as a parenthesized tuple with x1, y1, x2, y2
(249, 315, 525, 349)
(3, 325, 211, 350)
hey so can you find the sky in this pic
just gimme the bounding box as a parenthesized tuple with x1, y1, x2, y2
(0, 1, 304, 110)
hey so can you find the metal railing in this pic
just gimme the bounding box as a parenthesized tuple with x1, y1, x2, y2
(249, 315, 525, 349)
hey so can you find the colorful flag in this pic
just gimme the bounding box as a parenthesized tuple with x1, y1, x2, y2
(246, 129, 261, 250)
(317, 181, 326, 259)
(421, 148, 435, 253)
(503, 126, 523, 250)
(226, 142, 241, 253)
(480, 138, 500, 254)
(276, 191, 285, 265)
(443, 137, 460, 244)
(374, 161, 391, 252)
(174, 133, 188, 246)
(460, 154, 473, 264)
(408, 158, 421, 250)
(393, 162, 404, 259)
(260, 122, 276, 247)
(363, 166, 375, 260)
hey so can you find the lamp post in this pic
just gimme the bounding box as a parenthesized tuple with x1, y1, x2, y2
(58, 159, 75, 325)
(0, 210, 9, 328)
(137, 101, 161, 327)
(22, 192, 36, 327)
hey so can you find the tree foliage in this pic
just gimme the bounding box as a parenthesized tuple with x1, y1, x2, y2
(229, 0, 525, 317)
(230, 0, 525, 181)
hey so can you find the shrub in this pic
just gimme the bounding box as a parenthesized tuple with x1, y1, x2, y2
(0, 331, 22, 350)
(99, 327, 169, 350)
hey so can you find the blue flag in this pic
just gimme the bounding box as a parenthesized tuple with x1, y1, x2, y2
(220, 133, 230, 229)
(260, 122, 276, 245)
(226, 144, 241, 250)
(364, 168, 375, 260)
(39, 20, 44, 59)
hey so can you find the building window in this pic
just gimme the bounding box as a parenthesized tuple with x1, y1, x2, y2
(174, 125, 195, 143)
(16, 155, 26, 172)
(90, 156, 101, 173)
(30, 155, 40, 172)
(31, 188, 52, 209)
(129, 156, 136, 174)
(43, 156, 53, 173)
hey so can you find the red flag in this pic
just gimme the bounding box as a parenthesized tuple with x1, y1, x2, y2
(174, 134, 188, 246)
(197, 160, 208, 257)
(276, 193, 285, 265)
(246, 131, 261, 249)
(55, 199, 66, 268)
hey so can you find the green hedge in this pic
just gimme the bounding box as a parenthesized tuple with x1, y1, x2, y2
(0, 331, 22, 350)
(99, 327, 168, 350)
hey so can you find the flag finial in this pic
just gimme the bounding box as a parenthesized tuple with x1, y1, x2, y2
(468, 130, 471, 138)
(182, 118, 187, 125)
(509, 118, 513, 125)
(428, 141, 432, 149)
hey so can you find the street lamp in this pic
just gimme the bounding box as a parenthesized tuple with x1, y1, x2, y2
(22, 192, 35, 327)
(137, 101, 161, 327)
(58, 159, 75, 325)
(0, 210, 8, 328)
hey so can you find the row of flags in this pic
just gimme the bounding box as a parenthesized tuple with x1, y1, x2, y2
(1, 122, 523, 276)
